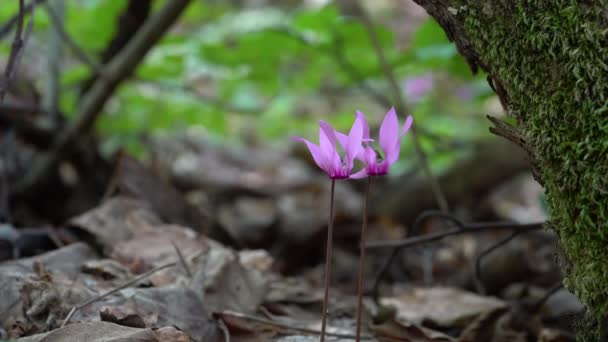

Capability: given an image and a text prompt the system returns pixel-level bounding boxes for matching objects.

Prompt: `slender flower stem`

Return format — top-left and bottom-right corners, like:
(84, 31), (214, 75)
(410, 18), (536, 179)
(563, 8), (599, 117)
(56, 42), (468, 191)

(320, 179), (336, 342)
(355, 177), (371, 341)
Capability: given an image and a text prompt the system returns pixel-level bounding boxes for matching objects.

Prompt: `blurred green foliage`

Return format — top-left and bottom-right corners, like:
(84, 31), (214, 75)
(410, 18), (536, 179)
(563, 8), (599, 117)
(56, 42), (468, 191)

(0, 1), (495, 170)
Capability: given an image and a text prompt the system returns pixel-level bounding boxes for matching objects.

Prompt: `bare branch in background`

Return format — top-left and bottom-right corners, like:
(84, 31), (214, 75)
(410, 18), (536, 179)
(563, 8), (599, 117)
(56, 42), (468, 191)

(0, 0), (36, 223)
(43, 0), (64, 122)
(15, 0), (194, 194)
(44, 1), (101, 73)
(79, 0), (152, 96)
(0, 0), (26, 102)
(356, 3), (450, 214)
(0, 0), (46, 40)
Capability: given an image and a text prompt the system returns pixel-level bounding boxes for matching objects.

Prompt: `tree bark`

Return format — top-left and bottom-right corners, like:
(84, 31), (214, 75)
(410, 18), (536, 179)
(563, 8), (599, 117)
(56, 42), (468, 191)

(411, 0), (608, 337)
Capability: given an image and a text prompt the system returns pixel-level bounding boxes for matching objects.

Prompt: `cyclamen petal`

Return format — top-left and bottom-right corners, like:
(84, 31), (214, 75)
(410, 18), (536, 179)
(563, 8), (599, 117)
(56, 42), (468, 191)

(345, 116), (364, 164)
(350, 168), (368, 179)
(319, 121), (347, 174)
(335, 131), (349, 151)
(318, 122), (335, 161)
(401, 115), (413, 137)
(355, 111), (371, 141)
(294, 117), (365, 180)
(379, 107), (399, 159)
(354, 107), (413, 177)
(292, 137), (329, 173)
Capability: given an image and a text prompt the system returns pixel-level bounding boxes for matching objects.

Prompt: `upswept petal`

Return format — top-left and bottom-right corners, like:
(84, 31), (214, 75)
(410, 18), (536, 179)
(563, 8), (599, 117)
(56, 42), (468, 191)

(335, 131), (349, 151)
(401, 115), (413, 137)
(355, 111), (371, 141)
(385, 141), (401, 166)
(345, 116), (364, 165)
(379, 107), (399, 161)
(318, 122), (336, 162)
(319, 121), (343, 175)
(292, 136), (328, 173)
(364, 146), (377, 170)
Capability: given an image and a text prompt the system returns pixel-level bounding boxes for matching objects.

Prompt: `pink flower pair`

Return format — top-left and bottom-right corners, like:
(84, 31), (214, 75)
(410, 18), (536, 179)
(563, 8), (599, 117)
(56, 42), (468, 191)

(294, 107), (413, 179)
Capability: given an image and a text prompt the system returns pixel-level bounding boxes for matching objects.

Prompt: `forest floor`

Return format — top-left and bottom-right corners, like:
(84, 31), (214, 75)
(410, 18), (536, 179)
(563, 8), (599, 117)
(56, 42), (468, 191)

(0, 133), (581, 342)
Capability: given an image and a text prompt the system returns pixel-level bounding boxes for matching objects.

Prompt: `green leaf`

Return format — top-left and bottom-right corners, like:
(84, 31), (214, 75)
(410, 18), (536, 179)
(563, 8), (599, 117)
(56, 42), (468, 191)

(65, 0), (127, 51)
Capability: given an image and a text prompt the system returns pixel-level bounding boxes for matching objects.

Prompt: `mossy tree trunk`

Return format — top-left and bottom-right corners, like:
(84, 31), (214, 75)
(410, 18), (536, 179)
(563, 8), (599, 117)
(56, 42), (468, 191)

(411, 0), (608, 338)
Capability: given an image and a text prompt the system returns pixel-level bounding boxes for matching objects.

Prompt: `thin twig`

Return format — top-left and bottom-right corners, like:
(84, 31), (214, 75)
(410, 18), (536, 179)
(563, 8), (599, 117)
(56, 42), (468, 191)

(473, 230), (525, 294)
(60, 261), (176, 327)
(366, 219), (543, 249)
(217, 318), (231, 342)
(43, 2), (101, 72)
(10, 0), (37, 93)
(217, 311), (374, 340)
(172, 241), (192, 278)
(43, 0), (63, 121)
(44, 226), (64, 248)
(355, 177), (371, 342)
(368, 210), (544, 301)
(358, 7), (449, 214)
(320, 179), (336, 342)
(0, 0), (46, 39)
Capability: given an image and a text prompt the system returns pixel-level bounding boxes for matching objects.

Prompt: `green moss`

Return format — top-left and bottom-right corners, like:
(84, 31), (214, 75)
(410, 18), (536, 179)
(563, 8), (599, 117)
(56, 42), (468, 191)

(575, 310), (602, 342)
(454, 0), (608, 316)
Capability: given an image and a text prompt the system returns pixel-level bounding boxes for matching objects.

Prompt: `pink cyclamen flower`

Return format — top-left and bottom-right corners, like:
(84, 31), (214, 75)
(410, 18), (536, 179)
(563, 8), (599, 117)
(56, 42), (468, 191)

(352, 107), (413, 178)
(404, 75), (433, 102)
(293, 115), (365, 179)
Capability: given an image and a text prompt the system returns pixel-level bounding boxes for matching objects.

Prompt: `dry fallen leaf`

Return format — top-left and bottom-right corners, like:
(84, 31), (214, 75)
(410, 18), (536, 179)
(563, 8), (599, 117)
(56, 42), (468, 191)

(457, 307), (526, 342)
(15, 321), (188, 342)
(371, 318), (455, 342)
(0, 243), (99, 333)
(190, 239), (269, 313)
(381, 286), (507, 328)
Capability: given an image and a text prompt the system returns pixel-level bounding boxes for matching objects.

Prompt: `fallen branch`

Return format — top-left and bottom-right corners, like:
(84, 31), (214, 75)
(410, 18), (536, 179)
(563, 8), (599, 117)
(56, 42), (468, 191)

(368, 210), (543, 300)
(473, 230), (526, 294)
(366, 212), (543, 250)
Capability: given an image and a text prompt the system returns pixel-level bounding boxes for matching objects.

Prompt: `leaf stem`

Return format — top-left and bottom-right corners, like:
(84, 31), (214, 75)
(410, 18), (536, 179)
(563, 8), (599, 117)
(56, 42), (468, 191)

(320, 178), (336, 342)
(355, 176), (371, 342)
